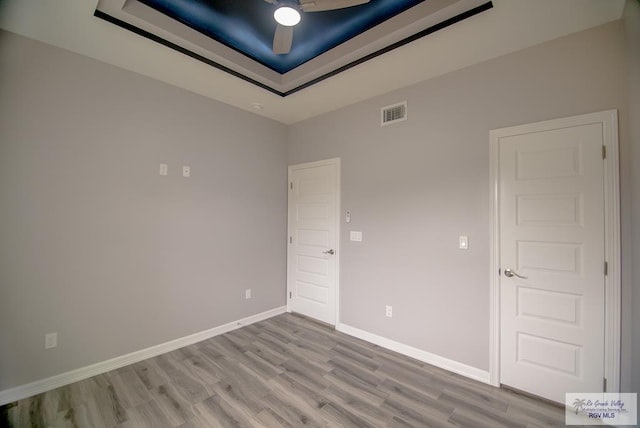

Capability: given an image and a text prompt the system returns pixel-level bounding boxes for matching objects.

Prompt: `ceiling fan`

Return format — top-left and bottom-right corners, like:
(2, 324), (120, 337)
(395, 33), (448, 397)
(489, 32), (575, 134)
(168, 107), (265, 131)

(263, 0), (370, 54)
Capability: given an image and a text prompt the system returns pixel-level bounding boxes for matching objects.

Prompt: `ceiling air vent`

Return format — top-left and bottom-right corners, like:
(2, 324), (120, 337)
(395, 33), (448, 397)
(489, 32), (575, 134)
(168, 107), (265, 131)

(381, 101), (407, 126)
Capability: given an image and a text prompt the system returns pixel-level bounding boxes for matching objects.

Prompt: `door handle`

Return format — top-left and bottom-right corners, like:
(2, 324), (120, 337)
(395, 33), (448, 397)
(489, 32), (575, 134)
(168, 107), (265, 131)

(323, 249), (335, 255)
(504, 268), (527, 279)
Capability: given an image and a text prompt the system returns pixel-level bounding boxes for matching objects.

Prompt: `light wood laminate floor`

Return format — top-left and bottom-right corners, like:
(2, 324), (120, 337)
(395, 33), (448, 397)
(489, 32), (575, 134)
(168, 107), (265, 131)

(1, 313), (572, 427)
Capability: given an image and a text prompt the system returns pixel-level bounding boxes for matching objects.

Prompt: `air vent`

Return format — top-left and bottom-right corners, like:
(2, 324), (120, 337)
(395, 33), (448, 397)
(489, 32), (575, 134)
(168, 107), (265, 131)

(381, 101), (407, 126)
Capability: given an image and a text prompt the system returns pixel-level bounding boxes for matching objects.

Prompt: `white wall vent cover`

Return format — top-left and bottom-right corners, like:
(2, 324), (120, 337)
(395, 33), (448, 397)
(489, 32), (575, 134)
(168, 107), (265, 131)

(381, 101), (407, 126)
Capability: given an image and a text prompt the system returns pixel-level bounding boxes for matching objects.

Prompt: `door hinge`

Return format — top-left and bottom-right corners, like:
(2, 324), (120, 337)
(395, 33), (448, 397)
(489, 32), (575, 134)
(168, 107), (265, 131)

(603, 377), (607, 391)
(602, 145), (606, 159)
(289, 236), (293, 244)
(604, 261), (608, 276)
(289, 291), (292, 299)
(290, 182), (293, 190)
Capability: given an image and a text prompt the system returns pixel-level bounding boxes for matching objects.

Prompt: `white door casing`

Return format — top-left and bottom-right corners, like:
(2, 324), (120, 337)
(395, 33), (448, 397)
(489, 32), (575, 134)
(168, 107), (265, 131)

(489, 110), (620, 402)
(287, 158), (340, 325)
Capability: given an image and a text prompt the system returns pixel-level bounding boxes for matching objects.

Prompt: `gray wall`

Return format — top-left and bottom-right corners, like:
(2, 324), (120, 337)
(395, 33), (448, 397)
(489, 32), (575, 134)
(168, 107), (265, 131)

(623, 0), (640, 395)
(1, 13), (637, 397)
(0, 30), (287, 391)
(288, 21), (630, 375)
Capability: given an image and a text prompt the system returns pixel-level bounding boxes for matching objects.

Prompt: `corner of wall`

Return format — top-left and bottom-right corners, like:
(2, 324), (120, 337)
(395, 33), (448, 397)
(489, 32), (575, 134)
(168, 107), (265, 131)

(623, 0), (640, 395)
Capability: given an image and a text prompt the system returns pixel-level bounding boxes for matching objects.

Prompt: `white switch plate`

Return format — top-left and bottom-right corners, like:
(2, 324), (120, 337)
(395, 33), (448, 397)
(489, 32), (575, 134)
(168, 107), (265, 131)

(350, 231), (362, 242)
(45, 332), (57, 349)
(159, 163), (168, 176)
(459, 235), (469, 250)
(245, 289), (251, 299)
(182, 165), (190, 178)
(385, 305), (393, 318)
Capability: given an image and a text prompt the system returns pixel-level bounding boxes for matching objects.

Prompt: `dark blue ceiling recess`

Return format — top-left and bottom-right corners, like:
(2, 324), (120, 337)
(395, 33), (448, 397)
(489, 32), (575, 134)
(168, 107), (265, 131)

(139, 0), (424, 74)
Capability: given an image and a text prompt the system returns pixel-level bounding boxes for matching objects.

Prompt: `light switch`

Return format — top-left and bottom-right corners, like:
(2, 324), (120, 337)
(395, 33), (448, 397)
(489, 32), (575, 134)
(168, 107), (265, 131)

(182, 165), (190, 178)
(350, 231), (362, 242)
(459, 235), (469, 250)
(159, 163), (168, 176)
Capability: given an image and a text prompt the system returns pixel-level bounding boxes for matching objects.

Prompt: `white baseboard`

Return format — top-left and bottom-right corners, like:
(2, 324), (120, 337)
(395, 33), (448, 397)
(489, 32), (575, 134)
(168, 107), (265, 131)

(0, 306), (286, 406)
(336, 322), (490, 384)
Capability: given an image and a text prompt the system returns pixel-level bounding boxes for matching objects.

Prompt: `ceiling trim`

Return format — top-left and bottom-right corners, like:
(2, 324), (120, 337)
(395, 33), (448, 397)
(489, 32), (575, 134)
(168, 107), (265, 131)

(282, 1), (492, 96)
(94, 1), (493, 97)
(93, 9), (281, 96)
(1, 0), (624, 124)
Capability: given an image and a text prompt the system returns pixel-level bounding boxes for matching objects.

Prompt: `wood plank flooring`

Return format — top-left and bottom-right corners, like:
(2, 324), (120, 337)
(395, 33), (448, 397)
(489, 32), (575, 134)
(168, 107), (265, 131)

(1, 313), (572, 427)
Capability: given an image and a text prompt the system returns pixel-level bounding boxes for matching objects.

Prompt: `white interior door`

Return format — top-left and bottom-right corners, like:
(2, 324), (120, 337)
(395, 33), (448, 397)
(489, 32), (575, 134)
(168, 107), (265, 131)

(287, 159), (339, 325)
(497, 115), (607, 404)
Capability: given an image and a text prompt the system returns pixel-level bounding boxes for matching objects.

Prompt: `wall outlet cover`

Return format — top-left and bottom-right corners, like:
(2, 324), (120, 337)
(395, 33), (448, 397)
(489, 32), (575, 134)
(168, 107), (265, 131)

(45, 332), (57, 349)
(350, 231), (362, 242)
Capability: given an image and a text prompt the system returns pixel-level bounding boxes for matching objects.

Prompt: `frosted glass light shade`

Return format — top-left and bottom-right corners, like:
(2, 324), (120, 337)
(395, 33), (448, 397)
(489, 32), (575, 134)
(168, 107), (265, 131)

(274, 6), (301, 26)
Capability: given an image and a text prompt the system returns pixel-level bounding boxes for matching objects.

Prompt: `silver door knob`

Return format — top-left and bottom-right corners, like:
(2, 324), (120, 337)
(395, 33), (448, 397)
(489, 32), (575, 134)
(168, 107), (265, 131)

(504, 268), (527, 279)
(323, 249), (335, 255)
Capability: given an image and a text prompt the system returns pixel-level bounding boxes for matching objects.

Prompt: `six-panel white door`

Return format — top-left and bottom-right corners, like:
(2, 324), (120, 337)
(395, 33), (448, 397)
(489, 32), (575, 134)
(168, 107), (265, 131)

(287, 159), (339, 325)
(498, 117), (605, 403)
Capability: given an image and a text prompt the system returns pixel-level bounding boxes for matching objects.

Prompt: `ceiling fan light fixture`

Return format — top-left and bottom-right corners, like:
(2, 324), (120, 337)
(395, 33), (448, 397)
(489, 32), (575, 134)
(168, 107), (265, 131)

(274, 6), (301, 26)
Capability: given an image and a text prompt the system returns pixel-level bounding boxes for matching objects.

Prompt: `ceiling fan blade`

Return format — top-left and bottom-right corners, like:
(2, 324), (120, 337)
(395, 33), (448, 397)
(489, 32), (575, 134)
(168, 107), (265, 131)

(300, 0), (369, 12)
(273, 24), (293, 54)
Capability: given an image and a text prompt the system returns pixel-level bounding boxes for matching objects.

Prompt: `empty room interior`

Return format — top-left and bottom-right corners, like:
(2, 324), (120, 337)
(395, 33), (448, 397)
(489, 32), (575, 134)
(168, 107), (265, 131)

(1, 0), (639, 426)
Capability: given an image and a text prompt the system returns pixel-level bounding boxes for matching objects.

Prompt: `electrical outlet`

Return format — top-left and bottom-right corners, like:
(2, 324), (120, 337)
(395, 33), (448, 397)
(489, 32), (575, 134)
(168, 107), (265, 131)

(159, 163), (168, 176)
(245, 289), (251, 299)
(385, 305), (393, 318)
(45, 332), (57, 349)
(182, 165), (190, 178)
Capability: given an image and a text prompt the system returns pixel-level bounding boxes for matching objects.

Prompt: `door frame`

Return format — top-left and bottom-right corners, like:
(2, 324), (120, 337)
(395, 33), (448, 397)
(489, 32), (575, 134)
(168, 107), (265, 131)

(286, 157), (341, 326)
(488, 110), (621, 393)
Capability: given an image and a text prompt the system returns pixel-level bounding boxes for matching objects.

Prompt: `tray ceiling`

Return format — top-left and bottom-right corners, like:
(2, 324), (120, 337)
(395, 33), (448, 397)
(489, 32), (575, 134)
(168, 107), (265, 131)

(95, 0), (491, 95)
(0, 0), (625, 123)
